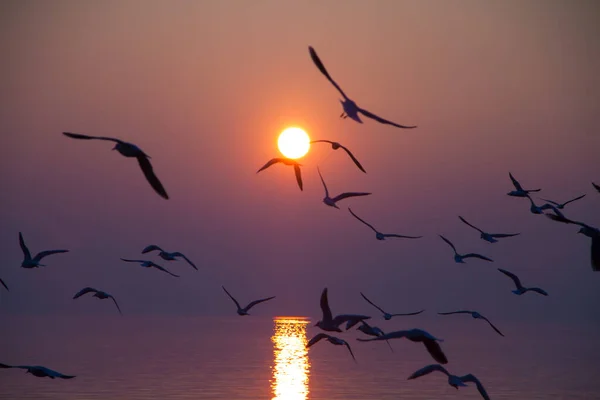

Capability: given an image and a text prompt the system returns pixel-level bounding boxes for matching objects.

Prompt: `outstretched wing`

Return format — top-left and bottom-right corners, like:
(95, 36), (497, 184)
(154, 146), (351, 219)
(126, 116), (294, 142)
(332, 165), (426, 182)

(136, 155), (169, 199)
(222, 286), (241, 309)
(423, 340), (448, 364)
(529, 287), (549, 296)
(344, 342), (357, 362)
(348, 208), (378, 233)
(141, 245), (163, 254)
(490, 233), (520, 238)
(562, 194), (587, 207)
(0, 278), (8, 291)
(437, 310), (472, 315)
(72, 287), (98, 299)
(439, 235), (458, 253)
(497, 268), (522, 288)
(339, 144), (366, 173)
(357, 107), (417, 129)
(256, 158), (283, 173)
(391, 309), (425, 316)
(331, 192), (371, 203)
(172, 252), (198, 270)
(509, 172), (523, 191)
(110, 296), (123, 315)
(151, 263), (179, 277)
(120, 258), (146, 263)
(293, 164), (303, 191)
(62, 132), (121, 143)
(458, 216), (484, 234)
(307, 333), (331, 347)
(481, 316), (504, 336)
(18, 232), (31, 260)
(462, 253), (493, 262)
(459, 374), (491, 400)
(308, 46), (349, 100)
(360, 292), (386, 315)
(245, 296), (276, 311)
(310, 140), (333, 145)
(593, 182), (600, 193)
(317, 166), (328, 197)
(539, 198), (560, 207)
(320, 288), (333, 322)
(34, 249), (69, 262)
(407, 364), (450, 380)
(545, 213), (590, 229)
(383, 233), (422, 239)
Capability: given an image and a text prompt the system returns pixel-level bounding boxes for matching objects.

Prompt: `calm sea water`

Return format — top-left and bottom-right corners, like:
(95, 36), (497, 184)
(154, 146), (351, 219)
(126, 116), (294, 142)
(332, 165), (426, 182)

(0, 315), (599, 399)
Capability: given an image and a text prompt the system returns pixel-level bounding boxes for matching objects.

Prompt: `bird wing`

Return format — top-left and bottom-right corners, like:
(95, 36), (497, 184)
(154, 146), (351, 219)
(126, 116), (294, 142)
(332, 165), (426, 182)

(360, 292), (386, 315)
(348, 208), (378, 233)
(151, 263), (179, 277)
(34, 249), (69, 262)
(509, 172), (523, 191)
(593, 182), (600, 193)
(539, 198), (560, 206)
(437, 310), (472, 315)
(338, 144), (366, 173)
(317, 166), (329, 197)
(293, 164), (303, 191)
(407, 364), (450, 380)
(136, 155), (169, 199)
(357, 107), (417, 129)
(481, 316), (504, 336)
(357, 330), (408, 341)
(529, 287), (549, 296)
(40, 366), (76, 379)
(382, 233), (422, 239)
(462, 253), (493, 262)
(490, 233), (520, 238)
(110, 296), (123, 315)
(592, 235), (600, 272)
(320, 288), (333, 322)
(562, 194), (587, 206)
(331, 192), (371, 203)
(0, 278), (8, 291)
(0, 363), (21, 369)
(459, 374), (491, 400)
(391, 309), (425, 316)
(62, 131), (121, 143)
(545, 214), (591, 229)
(72, 287), (98, 299)
(344, 342), (357, 362)
(307, 333), (331, 347)
(423, 339), (448, 364)
(245, 296), (276, 311)
(18, 232), (31, 260)
(172, 252), (198, 270)
(222, 286), (241, 310)
(309, 140), (333, 145)
(120, 258), (146, 263)
(256, 158), (284, 173)
(341, 315), (371, 330)
(141, 244), (162, 254)
(497, 268), (522, 288)
(458, 216), (484, 234)
(308, 46), (349, 100)
(439, 235), (458, 253)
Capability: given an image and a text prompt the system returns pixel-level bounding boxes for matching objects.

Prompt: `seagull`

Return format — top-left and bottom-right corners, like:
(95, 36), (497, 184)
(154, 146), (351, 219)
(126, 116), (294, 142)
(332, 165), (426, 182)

(62, 132), (168, 199)
(437, 310), (503, 336)
(357, 328), (448, 364)
(357, 320), (394, 352)
(307, 333), (356, 362)
(348, 208), (422, 240)
(439, 235), (493, 263)
(0, 363), (75, 379)
(360, 292), (424, 320)
(19, 232), (69, 269)
(256, 157), (303, 191)
(0, 278), (8, 291)
(318, 167), (370, 209)
(222, 286), (275, 316)
(120, 258), (179, 277)
(545, 214), (600, 271)
(308, 46), (416, 129)
(525, 195), (556, 215)
(458, 216), (520, 243)
(407, 364), (490, 400)
(73, 287), (122, 315)
(507, 172), (541, 197)
(539, 194), (586, 210)
(497, 268), (548, 296)
(593, 182), (600, 193)
(310, 140), (366, 173)
(315, 287), (371, 332)
(141, 245), (197, 270)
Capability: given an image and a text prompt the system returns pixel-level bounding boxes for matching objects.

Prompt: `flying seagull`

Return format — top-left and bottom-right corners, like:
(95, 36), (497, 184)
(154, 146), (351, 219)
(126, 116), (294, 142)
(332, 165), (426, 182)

(318, 167), (370, 209)
(437, 310), (503, 336)
(0, 278), (8, 291)
(357, 320), (394, 352)
(315, 287), (371, 332)
(348, 208), (422, 241)
(256, 157), (303, 191)
(73, 287), (122, 315)
(0, 363), (75, 379)
(439, 235), (493, 263)
(19, 232), (69, 269)
(539, 194), (586, 210)
(593, 182), (600, 193)
(545, 214), (600, 271)
(310, 140), (366, 173)
(222, 286), (275, 316)
(62, 132), (168, 199)
(525, 195), (556, 215)
(507, 172), (541, 197)
(308, 46), (416, 129)
(407, 364), (490, 400)
(307, 333), (356, 362)
(458, 216), (520, 243)
(141, 245), (197, 270)
(360, 292), (424, 320)
(120, 258), (179, 277)
(497, 268), (548, 296)
(357, 328), (448, 364)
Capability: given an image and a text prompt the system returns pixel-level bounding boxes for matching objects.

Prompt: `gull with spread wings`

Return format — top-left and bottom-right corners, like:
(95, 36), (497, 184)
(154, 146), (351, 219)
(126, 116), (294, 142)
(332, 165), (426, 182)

(407, 364), (490, 400)
(348, 208), (422, 241)
(19, 232), (69, 269)
(357, 328), (448, 364)
(0, 363), (75, 379)
(458, 216), (520, 243)
(315, 287), (371, 332)
(437, 310), (503, 336)
(360, 292), (424, 320)
(142, 245), (197, 270)
(310, 140), (366, 173)
(256, 157), (303, 191)
(507, 172), (541, 197)
(72, 287), (122, 315)
(439, 235), (493, 264)
(539, 194), (586, 210)
(222, 286), (275, 316)
(318, 167), (370, 209)
(307, 333), (356, 362)
(497, 268), (548, 296)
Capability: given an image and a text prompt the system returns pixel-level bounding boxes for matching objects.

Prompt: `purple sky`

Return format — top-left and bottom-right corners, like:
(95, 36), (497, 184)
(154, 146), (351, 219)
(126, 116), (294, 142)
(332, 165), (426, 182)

(0, 0), (598, 323)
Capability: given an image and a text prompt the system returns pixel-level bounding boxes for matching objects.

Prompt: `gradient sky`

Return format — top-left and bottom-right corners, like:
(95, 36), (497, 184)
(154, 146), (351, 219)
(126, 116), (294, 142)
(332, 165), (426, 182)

(0, 0), (598, 324)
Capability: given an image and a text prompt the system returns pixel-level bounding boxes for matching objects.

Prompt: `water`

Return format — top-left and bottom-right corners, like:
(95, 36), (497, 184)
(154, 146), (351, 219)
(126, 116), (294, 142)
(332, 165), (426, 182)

(1, 315), (599, 399)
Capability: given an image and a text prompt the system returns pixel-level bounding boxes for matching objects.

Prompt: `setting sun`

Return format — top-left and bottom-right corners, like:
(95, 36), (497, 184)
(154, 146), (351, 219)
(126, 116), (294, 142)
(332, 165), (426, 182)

(277, 127), (310, 159)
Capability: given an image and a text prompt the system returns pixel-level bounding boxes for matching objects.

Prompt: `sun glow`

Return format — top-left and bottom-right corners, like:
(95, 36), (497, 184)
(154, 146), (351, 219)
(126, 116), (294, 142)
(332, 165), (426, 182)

(270, 317), (310, 400)
(277, 128), (310, 159)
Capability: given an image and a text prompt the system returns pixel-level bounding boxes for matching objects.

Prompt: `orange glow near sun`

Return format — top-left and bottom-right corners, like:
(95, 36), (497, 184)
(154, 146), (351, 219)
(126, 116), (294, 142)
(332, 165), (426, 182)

(277, 127), (310, 159)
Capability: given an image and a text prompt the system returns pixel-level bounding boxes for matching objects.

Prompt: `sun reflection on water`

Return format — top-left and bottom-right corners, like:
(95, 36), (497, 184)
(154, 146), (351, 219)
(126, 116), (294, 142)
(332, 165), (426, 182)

(271, 317), (310, 400)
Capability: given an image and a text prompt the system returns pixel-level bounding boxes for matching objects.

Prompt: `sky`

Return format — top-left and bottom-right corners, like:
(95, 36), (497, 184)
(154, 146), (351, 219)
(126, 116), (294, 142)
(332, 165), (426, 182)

(0, 0), (598, 324)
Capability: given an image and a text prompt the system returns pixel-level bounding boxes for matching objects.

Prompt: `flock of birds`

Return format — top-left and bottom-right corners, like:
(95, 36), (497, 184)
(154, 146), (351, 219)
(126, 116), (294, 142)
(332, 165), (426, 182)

(1, 46), (599, 399)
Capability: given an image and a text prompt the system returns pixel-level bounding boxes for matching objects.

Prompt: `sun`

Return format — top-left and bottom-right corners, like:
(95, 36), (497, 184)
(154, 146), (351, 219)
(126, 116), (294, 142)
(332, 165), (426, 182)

(277, 127), (310, 159)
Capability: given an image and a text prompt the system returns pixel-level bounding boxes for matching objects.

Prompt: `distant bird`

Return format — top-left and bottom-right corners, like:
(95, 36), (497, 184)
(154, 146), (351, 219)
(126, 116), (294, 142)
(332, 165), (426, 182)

(307, 333), (356, 362)
(62, 132), (168, 199)
(525, 195), (555, 215)
(439, 235), (493, 263)
(256, 157), (303, 191)
(360, 292), (424, 320)
(437, 310), (503, 336)
(120, 258), (179, 277)
(222, 286), (275, 316)
(593, 182), (600, 193)
(315, 287), (371, 332)
(308, 46), (416, 129)
(497, 268), (548, 296)
(0, 363), (75, 379)
(19, 232), (69, 269)
(310, 140), (366, 173)
(539, 194), (586, 210)
(318, 167), (370, 209)
(507, 172), (541, 197)
(546, 214), (600, 271)
(458, 216), (520, 243)
(141, 245), (197, 270)
(357, 320), (394, 352)
(72, 287), (122, 315)
(0, 278), (8, 291)
(348, 208), (422, 241)
(357, 328), (448, 364)
(407, 364), (490, 400)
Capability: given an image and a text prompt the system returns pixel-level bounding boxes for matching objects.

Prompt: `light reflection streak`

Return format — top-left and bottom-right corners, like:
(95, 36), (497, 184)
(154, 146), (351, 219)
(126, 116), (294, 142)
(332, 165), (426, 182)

(270, 317), (310, 400)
